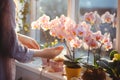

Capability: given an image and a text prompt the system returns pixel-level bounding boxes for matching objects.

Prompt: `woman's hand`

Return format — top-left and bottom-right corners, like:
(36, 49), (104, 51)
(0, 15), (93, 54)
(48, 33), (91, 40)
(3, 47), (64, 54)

(17, 33), (40, 49)
(33, 46), (64, 59)
(43, 46), (64, 59)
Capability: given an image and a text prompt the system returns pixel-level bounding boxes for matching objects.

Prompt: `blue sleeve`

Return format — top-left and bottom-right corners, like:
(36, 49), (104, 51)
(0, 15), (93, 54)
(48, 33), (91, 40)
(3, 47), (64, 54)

(12, 35), (34, 63)
(1, 28), (34, 63)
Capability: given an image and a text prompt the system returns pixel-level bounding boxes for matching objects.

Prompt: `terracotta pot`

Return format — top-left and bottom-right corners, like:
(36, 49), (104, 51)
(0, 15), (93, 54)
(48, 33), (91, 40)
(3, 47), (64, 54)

(65, 66), (81, 80)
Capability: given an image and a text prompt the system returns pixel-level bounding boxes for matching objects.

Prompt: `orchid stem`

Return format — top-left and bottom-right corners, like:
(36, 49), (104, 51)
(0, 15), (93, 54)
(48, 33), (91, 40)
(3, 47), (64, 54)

(72, 48), (75, 60)
(87, 48), (90, 64)
(98, 43), (103, 59)
(64, 40), (73, 59)
(41, 29), (49, 47)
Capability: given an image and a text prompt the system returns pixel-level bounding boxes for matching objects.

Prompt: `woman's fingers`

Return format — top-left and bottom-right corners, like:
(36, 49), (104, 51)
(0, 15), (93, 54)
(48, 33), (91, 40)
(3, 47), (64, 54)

(18, 33), (40, 49)
(49, 46), (64, 59)
(31, 40), (40, 49)
(55, 46), (64, 50)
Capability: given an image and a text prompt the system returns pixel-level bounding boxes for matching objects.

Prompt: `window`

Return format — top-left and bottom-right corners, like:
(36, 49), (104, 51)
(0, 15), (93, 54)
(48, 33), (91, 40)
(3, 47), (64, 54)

(68, 0), (118, 61)
(36, 0), (67, 19)
(17, 0), (119, 55)
(35, 0), (68, 44)
(79, 0), (117, 45)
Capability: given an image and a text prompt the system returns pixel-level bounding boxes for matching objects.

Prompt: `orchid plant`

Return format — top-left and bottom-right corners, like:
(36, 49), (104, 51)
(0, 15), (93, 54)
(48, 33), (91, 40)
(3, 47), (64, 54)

(83, 11), (115, 66)
(31, 15), (58, 66)
(31, 11), (115, 68)
(31, 14), (58, 48)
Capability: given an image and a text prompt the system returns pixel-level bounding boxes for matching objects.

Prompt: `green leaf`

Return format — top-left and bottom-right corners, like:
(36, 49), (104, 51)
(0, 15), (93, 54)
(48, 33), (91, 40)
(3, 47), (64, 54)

(74, 58), (82, 62)
(97, 59), (116, 78)
(109, 50), (118, 60)
(64, 55), (73, 61)
(64, 60), (81, 68)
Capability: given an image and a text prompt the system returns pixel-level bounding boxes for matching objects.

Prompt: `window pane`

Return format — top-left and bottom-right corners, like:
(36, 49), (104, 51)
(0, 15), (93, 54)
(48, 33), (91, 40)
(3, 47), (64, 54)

(36, 0), (67, 19)
(36, 0), (67, 44)
(79, 0), (117, 43)
(79, 0), (117, 15)
(74, 0), (118, 61)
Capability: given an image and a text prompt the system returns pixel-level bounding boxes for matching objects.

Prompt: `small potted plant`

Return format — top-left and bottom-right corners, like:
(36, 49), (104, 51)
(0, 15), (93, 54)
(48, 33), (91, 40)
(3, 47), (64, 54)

(63, 40), (82, 80)
(79, 11), (114, 80)
(81, 32), (112, 80)
(81, 48), (107, 80)
(81, 31), (112, 80)
(47, 15), (85, 79)
(82, 64), (106, 80)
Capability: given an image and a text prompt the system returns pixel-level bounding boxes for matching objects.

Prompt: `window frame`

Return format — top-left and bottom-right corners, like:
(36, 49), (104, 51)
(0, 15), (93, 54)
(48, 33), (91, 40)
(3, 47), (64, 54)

(116, 0), (120, 52)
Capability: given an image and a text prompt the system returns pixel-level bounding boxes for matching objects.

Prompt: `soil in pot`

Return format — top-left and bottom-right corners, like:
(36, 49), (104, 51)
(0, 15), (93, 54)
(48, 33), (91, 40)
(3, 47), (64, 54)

(82, 68), (106, 80)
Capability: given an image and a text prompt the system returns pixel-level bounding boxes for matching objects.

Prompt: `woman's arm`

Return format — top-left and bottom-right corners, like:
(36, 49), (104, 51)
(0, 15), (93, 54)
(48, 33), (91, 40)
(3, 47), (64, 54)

(0, 0), (64, 63)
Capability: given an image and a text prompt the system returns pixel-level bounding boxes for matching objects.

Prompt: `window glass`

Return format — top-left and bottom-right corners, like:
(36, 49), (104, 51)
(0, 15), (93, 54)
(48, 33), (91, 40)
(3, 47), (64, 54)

(36, 0), (68, 45)
(79, 0), (117, 15)
(78, 0), (117, 59)
(79, 0), (117, 41)
(16, 0), (31, 35)
(36, 0), (67, 19)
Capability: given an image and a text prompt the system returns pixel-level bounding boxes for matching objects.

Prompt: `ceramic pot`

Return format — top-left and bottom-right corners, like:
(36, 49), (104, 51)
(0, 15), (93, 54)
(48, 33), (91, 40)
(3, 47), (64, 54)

(42, 58), (50, 66)
(49, 60), (63, 72)
(65, 66), (81, 80)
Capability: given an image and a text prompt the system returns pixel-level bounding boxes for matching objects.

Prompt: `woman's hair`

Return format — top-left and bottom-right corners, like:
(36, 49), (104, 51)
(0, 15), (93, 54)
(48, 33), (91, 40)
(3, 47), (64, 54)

(0, 0), (16, 57)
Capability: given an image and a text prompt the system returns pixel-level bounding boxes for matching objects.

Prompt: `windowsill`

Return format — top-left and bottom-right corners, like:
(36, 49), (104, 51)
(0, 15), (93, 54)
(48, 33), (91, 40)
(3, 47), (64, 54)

(15, 58), (66, 80)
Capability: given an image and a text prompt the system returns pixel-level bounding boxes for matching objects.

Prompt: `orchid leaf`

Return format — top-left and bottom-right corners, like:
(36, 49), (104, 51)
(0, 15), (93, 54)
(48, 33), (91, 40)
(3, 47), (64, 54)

(74, 58), (83, 62)
(64, 55), (73, 61)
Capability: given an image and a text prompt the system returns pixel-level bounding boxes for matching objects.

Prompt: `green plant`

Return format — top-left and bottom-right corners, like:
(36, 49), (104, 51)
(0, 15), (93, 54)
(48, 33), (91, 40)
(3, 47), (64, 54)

(97, 50), (120, 80)
(16, 0), (29, 33)
(63, 40), (82, 68)
(63, 55), (82, 68)
(109, 50), (118, 60)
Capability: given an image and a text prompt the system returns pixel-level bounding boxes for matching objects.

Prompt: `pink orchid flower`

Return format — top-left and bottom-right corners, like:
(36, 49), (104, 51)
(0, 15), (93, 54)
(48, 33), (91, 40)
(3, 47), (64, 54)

(103, 42), (113, 51)
(31, 21), (40, 29)
(50, 24), (66, 39)
(101, 11), (115, 23)
(84, 12), (96, 25)
(38, 14), (50, 31)
(84, 34), (98, 49)
(65, 23), (77, 37)
(101, 33), (110, 44)
(88, 39), (98, 49)
(93, 31), (103, 41)
(65, 30), (77, 41)
(59, 15), (67, 25)
(76, 22), (91, 37)
(70, 37), (82, 48)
